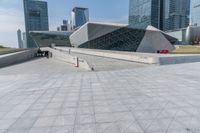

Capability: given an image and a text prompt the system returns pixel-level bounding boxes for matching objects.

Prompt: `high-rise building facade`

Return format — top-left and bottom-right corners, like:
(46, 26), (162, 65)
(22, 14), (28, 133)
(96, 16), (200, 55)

(129, 0), (190, 31)
(17, 29), (23, 49)
(129, 0), (162, 29)
(57, 20), (69, 31)
(163, 0), (190, 31)
(190, 0), (200, 26)
(22, 32), (27, 48)
(23, 0), (49, 48)
(72, 7), (89, 29)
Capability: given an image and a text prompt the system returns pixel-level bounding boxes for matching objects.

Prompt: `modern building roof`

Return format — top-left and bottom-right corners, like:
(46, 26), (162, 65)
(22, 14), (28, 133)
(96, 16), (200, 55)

(30, 31), (73, 36)
(70, 22), (177, 53)
(72, 7), (89, 11)
(30, 31), (72, 48)
(70, 22), (127, 47)
(30, 22), (177, 53)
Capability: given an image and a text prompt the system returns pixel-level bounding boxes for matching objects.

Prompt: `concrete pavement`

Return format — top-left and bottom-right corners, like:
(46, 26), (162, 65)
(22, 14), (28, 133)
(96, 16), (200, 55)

(0, 58), (200, 133)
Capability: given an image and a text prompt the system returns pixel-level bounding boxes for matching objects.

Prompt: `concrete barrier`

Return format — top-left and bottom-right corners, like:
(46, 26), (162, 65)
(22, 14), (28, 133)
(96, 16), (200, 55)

(159, 55), (200, 65)
(55, 47), (200, 65)
(41, 47), (91, 71)
(55, 47), (159, 64)
(0, 49), (38, 68)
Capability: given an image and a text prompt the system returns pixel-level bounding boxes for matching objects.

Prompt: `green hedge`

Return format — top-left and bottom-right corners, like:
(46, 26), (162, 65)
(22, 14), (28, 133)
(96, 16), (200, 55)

(0, 45), (5, 48)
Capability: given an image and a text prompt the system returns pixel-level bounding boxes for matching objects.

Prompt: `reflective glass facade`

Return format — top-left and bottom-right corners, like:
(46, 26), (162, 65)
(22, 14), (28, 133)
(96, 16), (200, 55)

(191, 0), (200, 26)
(23, 0), (49, 48)
(163, 0), (190, 31)
(129, 0), (161, 29)
(30, 32), (71, 47)
(72, 7), (89, 29)
(78, 27), (177, 52)
(129, 0), (190, 31)
(79, 27), (146, 52)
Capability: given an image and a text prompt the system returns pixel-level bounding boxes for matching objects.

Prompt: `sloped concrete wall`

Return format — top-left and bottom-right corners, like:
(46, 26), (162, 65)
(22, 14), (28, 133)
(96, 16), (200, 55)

(0, 49), (38, 68)
(70, 22), (125, 48)
(70, 24), (89, 47)
(55, 47), (200, 65)
(137, 30), (175, 53)
(42, 47), (91, 71)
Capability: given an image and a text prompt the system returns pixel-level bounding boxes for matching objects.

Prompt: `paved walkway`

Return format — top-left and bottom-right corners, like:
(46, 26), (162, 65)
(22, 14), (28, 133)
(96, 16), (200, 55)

(0, 58), (85, 75)
(0, 58), (200, 133)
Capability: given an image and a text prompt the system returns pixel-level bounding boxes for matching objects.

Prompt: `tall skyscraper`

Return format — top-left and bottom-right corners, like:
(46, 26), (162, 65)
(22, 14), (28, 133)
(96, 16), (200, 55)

(129, 0), (190, 31)
(61, 20), (68, 31)
(22, 32), (27, 48)
(72, 7), (89, 29)
(63, 20), (68, 25)
(17, 29), (23, 49)
(129, 0), (162, 29)
(23, 0), (49, 48)
(190, 0), (200, 26)
(163, 0), (190, 31)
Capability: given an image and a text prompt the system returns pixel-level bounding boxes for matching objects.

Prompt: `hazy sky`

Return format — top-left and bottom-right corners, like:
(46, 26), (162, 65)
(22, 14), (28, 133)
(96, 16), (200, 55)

(0, 0), (129, 48)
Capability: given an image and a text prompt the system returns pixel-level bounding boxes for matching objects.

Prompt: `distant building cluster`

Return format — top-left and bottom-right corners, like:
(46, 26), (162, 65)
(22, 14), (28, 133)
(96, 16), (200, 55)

(57, 7), (89, 32)
(128, 0), (200, 45)
(17, 0), (200, 48)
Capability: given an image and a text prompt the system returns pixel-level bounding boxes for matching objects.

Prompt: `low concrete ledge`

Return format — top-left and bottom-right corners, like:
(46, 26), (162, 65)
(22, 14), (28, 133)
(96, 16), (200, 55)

(158, 55), (200, 65)
(0, 49), (38, 68)
(55, 47), (159, 64)
(55, 47), (200, 65)
(42, 47), (91, 71)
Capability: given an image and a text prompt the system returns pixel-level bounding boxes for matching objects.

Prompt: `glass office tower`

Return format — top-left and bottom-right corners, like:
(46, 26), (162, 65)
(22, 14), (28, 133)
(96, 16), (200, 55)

(129, 0), (162, 29)
(163, 0), (190, 31)
(129, 0), (190, 31)
(23, 0), (49, 48)
(190, 0), (200, 26)
(72, 7), (89, 29)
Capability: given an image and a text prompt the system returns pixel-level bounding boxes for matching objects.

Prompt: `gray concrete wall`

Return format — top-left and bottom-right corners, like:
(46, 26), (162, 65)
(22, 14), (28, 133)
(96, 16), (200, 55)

(69, 24), (89, 47)
(55, 47), (159, 64)
(137, 30), (175, 53)
(42, 47), (91, 71)
(158, 55), (200, 65)
(55, 47), (200, 65)
(70, 22), (126, 47)
(0, 49), (38, 68)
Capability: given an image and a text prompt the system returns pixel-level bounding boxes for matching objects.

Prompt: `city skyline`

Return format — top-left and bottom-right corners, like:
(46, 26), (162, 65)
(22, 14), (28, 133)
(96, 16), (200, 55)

(0, 0), (129, 48)
(1, 0), (199, 48)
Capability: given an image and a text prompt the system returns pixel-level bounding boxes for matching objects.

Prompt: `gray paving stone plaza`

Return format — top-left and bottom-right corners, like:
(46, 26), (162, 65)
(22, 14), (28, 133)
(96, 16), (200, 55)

(0, 57), (200, 133)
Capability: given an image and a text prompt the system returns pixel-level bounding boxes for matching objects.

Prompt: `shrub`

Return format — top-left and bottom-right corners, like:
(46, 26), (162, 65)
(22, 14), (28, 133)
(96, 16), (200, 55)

(0, 45), (5, 48)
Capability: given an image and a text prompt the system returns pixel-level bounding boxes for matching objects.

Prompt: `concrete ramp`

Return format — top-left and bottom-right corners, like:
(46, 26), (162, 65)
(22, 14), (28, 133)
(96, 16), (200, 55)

(41, 47), (92, 71)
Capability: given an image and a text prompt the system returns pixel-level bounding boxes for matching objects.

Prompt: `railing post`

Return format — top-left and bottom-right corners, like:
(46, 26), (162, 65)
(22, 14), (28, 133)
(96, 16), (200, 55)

(75, 56), (79, 67)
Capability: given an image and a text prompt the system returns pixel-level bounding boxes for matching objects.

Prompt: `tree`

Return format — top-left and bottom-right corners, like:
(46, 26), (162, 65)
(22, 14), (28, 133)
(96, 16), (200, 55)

(0, 45), (4, 48)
